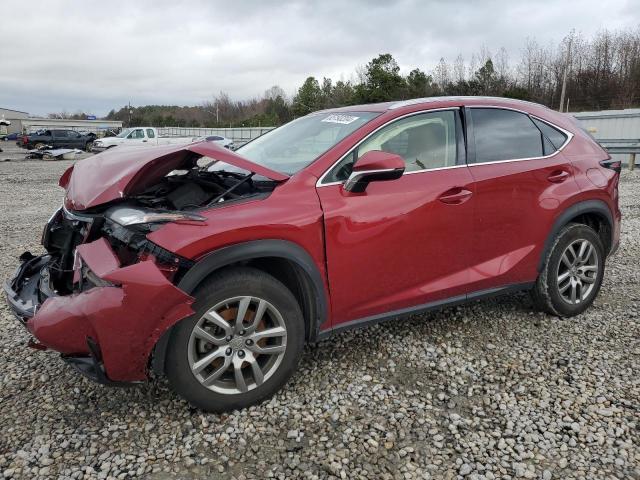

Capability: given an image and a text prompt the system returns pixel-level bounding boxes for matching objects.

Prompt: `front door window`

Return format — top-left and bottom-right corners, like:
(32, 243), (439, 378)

(325, 110), (459, 183)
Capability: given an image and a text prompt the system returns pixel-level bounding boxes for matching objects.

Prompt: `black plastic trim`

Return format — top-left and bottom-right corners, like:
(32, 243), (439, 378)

(62, 337), (138, 387)
(317, 282), (534, 340)
(455, 108), (467, 165)
(177, 240), (327, 317)
(3, 254), (52, 320)
(345, 167), (404, 193)
(462, 106), (476, 164)
(538, 199), (614, 271)
(179, 240), (327, 331)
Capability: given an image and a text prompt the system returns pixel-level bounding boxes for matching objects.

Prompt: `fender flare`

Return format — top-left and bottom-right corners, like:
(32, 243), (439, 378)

(151, 239), (328, 375)
(538, 199), (613, 272)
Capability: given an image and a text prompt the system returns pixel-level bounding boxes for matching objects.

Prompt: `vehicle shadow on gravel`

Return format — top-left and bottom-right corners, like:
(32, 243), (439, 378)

(10, 288), (588, 412)
(8, 290), (539, 417)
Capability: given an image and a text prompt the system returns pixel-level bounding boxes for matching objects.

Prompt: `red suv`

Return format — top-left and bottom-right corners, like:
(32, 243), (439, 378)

(5, 97), (621, 411)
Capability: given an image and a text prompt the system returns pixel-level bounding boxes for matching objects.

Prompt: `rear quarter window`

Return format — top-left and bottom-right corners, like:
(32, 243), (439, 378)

(532, 118), (568, 153)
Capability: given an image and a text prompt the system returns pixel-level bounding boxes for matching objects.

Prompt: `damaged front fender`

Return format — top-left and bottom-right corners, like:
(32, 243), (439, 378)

(27, 238), (195, 382)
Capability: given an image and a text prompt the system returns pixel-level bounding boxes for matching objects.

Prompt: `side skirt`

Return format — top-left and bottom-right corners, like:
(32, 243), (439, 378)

(316, 282), (534, 341)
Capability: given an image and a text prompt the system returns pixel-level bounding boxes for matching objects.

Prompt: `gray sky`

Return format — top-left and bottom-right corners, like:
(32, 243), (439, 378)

(0, 0), (636, 116)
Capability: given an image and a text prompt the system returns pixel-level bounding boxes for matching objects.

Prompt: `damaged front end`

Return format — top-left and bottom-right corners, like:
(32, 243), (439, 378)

(5, 216), (196, 384)
(4, 142), (286, 384)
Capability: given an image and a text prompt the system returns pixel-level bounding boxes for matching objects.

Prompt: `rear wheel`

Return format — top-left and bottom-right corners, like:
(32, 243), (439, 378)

(532, 223), (605, 317)
(165, 267), (304, 412)
(85, 141), (94, 152)
(34, 142), (46, 150)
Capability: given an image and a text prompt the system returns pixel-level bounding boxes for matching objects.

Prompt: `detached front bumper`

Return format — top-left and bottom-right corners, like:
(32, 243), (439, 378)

(4, 238), (195, 384)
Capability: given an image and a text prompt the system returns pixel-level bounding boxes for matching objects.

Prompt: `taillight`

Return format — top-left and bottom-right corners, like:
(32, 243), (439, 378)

(22, 136), (28, 144)
(600, 159), (622, 173)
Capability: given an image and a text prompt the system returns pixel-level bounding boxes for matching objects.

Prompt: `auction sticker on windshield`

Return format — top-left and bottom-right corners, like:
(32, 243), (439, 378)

(321, 114), (360, 124)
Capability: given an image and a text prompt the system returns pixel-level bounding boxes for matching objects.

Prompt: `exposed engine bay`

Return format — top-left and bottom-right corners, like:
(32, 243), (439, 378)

(133, 158), (274, 211)
(41, 155), (278, 297)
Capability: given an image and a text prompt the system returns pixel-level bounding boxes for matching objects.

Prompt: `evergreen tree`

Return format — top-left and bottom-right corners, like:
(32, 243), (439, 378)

(355, 54), (407, 103)
(292, 77), (323, 116)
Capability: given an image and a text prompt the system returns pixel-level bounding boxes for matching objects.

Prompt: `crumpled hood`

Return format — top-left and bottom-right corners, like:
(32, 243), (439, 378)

(63, 141), (288, 211)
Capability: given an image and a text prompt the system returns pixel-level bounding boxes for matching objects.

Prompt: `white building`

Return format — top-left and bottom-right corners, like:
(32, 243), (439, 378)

(0, 107), (29, 134)
(0, 107), (122, 136)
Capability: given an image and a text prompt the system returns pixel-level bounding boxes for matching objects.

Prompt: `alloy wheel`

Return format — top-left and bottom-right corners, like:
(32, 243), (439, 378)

(187, 296), (287, 394)
(556, 238), (599, 305)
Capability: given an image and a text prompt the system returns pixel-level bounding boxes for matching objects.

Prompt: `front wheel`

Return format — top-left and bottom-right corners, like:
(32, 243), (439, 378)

(532, 223), (605, 317)
(165, 267), (304, 412)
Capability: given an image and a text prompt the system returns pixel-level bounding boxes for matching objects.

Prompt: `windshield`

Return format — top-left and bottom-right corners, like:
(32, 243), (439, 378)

(235, 112), (379, 174)
(116, 128), (132, 138)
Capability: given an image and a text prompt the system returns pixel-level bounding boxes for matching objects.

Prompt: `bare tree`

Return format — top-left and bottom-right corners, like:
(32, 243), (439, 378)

(433, 57), (451, 90)
(453, 54), (466, 83)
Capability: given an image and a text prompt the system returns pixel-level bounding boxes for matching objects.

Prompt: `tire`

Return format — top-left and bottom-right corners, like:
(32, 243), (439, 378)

(85, 141), (94, 152)
(34, 142), (46, 150)
(532, 223), (605, 317)
(165, 267), (305, 412)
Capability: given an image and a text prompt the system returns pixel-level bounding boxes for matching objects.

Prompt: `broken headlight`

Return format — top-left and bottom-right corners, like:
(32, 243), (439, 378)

(106, 207), (205, 227)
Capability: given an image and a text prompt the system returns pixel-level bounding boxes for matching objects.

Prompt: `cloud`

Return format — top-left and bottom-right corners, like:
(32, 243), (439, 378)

(0, 0), (636, 116)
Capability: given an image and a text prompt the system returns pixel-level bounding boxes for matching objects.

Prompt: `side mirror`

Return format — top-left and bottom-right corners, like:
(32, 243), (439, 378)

(344, 150), (405, 193)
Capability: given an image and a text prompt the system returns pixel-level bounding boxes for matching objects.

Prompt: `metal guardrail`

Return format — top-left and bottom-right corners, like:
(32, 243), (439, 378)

(599, 139), (639, 171)
(156, 127), (275, 147)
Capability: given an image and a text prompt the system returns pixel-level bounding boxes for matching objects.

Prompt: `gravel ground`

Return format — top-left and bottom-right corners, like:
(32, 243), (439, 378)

(0, 151), (638, 480)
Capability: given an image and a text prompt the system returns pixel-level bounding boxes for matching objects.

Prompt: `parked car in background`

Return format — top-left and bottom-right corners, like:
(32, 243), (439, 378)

(2, 132), (20, 141)
(5, 97), (620, 412)
(199, 135), (235, 150)
(18, 129), (97, 151)
(92, 127), (200, 151)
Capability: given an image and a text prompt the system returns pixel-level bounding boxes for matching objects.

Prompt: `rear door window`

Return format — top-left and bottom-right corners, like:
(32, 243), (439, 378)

(53, 130), (67, 138)
(470, 108), (543, 163)
(146, 128), (155, 138)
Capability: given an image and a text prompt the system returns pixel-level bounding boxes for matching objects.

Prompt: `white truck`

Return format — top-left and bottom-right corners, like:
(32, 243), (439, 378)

(92, 127), (198, 151)
(91, 127), (234, 152)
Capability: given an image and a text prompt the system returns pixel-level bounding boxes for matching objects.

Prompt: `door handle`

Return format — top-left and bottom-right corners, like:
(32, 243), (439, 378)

(438, 187), (473, 205)
(547, 170), (569, 183)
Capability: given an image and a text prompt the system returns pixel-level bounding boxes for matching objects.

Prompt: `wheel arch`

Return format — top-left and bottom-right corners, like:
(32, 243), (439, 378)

(538, 199), (613, 272)
(151, 240), (328, 376)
